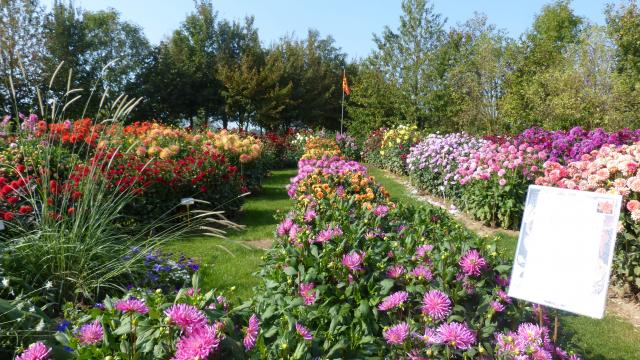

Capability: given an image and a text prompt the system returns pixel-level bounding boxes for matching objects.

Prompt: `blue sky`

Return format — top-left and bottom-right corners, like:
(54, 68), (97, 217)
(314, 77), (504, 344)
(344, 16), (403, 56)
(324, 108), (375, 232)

(45, 1), (613, 60)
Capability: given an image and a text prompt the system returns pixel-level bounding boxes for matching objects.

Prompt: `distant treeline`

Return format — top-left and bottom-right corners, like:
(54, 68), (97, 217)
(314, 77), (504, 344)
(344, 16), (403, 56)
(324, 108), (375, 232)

(3, 0), (640, 135)
(0, 0), (348, 130)
(347, 0), (640, 138)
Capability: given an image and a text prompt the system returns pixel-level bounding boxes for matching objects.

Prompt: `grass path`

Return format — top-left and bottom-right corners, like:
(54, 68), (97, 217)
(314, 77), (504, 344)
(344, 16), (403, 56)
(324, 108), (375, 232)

(165, 168), (295, 300)
(369, 166), (640, 360)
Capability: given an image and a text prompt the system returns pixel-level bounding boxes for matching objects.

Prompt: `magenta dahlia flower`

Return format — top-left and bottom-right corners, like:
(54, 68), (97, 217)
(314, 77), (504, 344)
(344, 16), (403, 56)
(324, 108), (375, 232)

(491, 300), (505, 312)
(383, 322), (410, 345)
(164, 304), (208, 332)
(416, 326), (441, 345)
(171, 324), (223, 360)
(386, 264), (405, 279)
(15, 342), (51, 360)
(373, 204), (389, 217)
(115, 298), (149, 315)
(78, 320), (104, 345)
(295, 323), (313, 341)
(303, 209), (317, 222)
(436, 322), (476, 349)
(409, 265), (433, 281)
(421, 290), (452, 320)
(313, 225), (342, 244)
(243, 314), (259, 351)
(416, 244), (433, 258)
(342, 251), (365, 272)
(378, 291), (409, 311)
(459, 249), (487, 277)
(276, 218), (293, 236)
(299, 282), (317, 305)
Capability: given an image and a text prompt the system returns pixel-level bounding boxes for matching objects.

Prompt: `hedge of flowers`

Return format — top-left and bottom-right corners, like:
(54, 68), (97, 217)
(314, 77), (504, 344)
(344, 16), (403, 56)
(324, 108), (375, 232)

(536, 143), (640, 296)
(0, 117), (276, 226)
(407, 133), (488, 198)
(363, 125), (640, 297)
(379, 125), (421, 174)
(11, 131), (584, 359)
(300, 136), (342, 160)
(249, 152), (579, 359)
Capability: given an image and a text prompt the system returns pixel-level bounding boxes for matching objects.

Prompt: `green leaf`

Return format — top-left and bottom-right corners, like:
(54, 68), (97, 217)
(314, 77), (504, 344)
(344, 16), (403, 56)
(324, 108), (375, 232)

(379, 278), (394, 294)
(283, 266), (297, 276)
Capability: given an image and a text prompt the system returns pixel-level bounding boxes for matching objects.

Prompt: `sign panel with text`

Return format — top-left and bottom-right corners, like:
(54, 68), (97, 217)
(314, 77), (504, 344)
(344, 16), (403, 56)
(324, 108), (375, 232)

(508, 185), (622, 319)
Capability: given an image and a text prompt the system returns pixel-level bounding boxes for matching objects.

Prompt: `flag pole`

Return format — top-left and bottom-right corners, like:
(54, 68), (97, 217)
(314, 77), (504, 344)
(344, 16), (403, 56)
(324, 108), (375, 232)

(341, 67), (345, 134)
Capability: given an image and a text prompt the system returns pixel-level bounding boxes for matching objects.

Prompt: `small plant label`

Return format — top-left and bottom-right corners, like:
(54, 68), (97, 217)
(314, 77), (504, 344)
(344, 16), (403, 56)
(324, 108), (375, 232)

(180, 198), (195, 206)
(508, 185), (622, 319)
(0, 220), (4, 231)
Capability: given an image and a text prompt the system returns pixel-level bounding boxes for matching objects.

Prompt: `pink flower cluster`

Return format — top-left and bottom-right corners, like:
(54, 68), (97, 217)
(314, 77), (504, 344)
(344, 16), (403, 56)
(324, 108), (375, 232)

(495, 323), (581, 360)
(537, 143), (640, 218)
(286, 156), (367, 197)
(457, 141), (546, 186)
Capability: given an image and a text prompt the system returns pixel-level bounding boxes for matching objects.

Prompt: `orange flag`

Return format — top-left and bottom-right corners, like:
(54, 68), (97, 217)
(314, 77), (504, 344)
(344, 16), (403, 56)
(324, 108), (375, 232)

(342, 73), (351, 96)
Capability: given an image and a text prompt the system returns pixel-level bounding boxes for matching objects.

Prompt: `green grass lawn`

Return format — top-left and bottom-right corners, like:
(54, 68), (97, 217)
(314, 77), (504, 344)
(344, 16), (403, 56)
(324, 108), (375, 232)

(370, 166), (640, 359)
(165, 168), (295, 300)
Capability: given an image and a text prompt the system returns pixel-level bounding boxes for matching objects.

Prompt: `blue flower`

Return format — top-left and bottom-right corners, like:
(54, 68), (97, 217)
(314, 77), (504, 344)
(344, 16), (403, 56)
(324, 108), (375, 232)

(56, 319), (71, 332)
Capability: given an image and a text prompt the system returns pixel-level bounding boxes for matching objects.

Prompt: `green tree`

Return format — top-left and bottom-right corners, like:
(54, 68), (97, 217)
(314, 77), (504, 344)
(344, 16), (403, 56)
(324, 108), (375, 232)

(499, 0), (584, 131)
(606, 1), (640, 128)
(43, 1), (150, 118)
(446, 13), (511, 133)
(0, 0), (46, 115)
(372, 0), (447, 129)
(346, 59), (403, 139)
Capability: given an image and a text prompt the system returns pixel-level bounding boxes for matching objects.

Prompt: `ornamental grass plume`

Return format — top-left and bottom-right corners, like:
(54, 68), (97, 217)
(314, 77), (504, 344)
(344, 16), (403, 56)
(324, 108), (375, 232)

(164, 304), (207, 332)
(77, 320), (104, 345)
(436, 322), (476, 349)
(421, 290), (452, 320)
(295, 323), (313, 340)
(377, 291), (409, 311)
(115, 298), (149, 315)
(243, 314), (260, 351)
(383, 322), (410, 345)
(15, 342), (51, 360)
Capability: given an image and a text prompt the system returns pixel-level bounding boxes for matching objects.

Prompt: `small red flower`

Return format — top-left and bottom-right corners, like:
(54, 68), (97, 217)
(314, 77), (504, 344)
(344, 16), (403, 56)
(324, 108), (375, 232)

(3, 212), (14, 221)
(18, 205), (33, 214)
(7, 196), (19, 205)
(67, 207), (75, 216)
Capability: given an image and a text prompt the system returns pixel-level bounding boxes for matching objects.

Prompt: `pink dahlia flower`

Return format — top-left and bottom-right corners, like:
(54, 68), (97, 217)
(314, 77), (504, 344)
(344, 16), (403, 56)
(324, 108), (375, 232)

(295, 323), (313, 341)
(386, 264), (405, 279)
(342, 251), (365, 272)
(15, 342), (51, 360)
(164, 304), (208, 332)
(78, 320), (104, 345)
(299, 282), (317, 305)
(459, 249), (487, 277)
(383, 322), (410, 345)
(378, 291), (409, 311)
(421, 290), (452, 320)
(115, 298), (149, 315)
(171, 324), (223, 360)
(436, 322), (476, 349)
(243, 314), (259, 350)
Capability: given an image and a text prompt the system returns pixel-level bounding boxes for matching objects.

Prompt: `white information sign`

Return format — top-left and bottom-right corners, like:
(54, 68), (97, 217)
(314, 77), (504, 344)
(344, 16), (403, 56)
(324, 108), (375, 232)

(508, 185), (622, 319)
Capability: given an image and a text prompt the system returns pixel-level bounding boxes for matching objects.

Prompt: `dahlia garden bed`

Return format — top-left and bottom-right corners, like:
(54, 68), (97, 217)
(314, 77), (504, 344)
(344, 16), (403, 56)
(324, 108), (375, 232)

(367, 125), (640, 299)
(8, 133), (585, 359)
